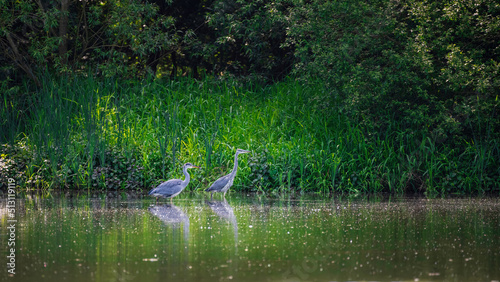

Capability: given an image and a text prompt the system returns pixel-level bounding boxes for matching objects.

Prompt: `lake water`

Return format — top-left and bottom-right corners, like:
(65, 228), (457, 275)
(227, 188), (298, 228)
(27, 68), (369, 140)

(1, 193), (499, 282)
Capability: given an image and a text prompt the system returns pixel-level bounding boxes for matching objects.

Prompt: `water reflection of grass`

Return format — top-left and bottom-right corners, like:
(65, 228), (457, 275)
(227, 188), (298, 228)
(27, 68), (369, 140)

(8, 195), (499, 281)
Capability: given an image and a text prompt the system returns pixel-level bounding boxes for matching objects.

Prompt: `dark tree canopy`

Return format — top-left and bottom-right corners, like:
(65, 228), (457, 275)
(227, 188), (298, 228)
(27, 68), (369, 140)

(1, 0), (499, 141)
(1, 0), (498, 88)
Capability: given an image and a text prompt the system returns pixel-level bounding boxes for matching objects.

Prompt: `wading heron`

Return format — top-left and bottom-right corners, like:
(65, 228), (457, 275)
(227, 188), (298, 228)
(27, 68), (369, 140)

(149, 163), (199, 203)
(205, 149), (250, 199)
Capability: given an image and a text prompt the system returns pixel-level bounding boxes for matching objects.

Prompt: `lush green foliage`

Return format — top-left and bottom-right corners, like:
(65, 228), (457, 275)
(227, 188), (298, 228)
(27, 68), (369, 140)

(1, 0), (499, 194)
(0, 0), (178, 82)
(1, 76), (498, 194)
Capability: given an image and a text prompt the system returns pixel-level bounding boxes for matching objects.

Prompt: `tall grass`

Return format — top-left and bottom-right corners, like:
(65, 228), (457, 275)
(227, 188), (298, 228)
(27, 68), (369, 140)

(1, 75), (499, 195)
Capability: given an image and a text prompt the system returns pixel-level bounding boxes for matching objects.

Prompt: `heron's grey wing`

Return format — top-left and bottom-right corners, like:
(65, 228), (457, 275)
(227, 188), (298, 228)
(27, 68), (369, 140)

(149, 179), (183, 196)
(205, 175), (230, 192)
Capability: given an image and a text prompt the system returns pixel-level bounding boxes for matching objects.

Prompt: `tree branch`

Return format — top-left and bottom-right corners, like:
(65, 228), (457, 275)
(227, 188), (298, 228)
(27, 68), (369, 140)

(4, 32), (40, 86)
(59, 0), (70, 63)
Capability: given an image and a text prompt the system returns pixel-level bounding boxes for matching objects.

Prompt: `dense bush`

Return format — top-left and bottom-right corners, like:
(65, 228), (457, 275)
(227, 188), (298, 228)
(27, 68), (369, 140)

(282, 0), (499, 142)
(2, 1), (498, 92)
(0, 0), (178, 82)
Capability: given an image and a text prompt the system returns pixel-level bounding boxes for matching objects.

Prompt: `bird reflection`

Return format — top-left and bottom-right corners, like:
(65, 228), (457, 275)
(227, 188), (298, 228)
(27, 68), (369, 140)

(207, 199), (238, 243)
(148, 204), (190, 241)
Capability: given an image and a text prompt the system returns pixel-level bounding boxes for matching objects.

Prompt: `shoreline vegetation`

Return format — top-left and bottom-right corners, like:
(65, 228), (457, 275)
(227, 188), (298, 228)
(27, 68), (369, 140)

(1, 0), (499, 196)
(1, 76), (498, 196)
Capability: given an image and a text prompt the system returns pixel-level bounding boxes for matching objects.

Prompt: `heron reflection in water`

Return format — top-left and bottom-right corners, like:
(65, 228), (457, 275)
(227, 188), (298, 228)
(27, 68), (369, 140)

(148, 204), (190, 241)
(207, 199), (238, 243)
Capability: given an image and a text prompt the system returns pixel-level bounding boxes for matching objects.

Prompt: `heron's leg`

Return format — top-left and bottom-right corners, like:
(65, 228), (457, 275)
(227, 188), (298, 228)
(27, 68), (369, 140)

(210, 192), (213, 200)
(155, 197), (158, 204)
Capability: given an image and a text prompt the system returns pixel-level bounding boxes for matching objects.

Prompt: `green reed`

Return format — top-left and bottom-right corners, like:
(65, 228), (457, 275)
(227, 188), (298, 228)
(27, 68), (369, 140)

(2, 75), (498, 194)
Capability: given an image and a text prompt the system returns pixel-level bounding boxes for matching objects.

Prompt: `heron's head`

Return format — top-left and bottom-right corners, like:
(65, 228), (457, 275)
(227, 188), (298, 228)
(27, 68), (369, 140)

(236, 148), (251, 155)
(184, 163), (200, 169)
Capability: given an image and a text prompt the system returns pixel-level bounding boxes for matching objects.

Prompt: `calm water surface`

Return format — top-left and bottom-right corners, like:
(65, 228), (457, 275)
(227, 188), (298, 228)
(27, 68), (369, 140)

(1, 193), (499, 282)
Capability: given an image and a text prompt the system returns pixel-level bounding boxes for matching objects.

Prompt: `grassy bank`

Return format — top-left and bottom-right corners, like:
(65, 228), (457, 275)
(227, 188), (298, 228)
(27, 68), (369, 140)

(1, 76), (499, 195)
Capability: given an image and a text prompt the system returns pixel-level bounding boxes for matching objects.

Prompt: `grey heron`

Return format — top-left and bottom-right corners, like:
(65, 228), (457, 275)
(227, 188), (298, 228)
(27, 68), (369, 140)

(205, 148), (250, 199)
(149, 162), (199, 203)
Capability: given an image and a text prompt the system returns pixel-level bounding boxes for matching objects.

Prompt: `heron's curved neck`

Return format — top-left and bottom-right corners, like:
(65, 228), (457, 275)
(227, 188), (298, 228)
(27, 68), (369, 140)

(182, 166), (191, 185)
(230, 152), (240, 177)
